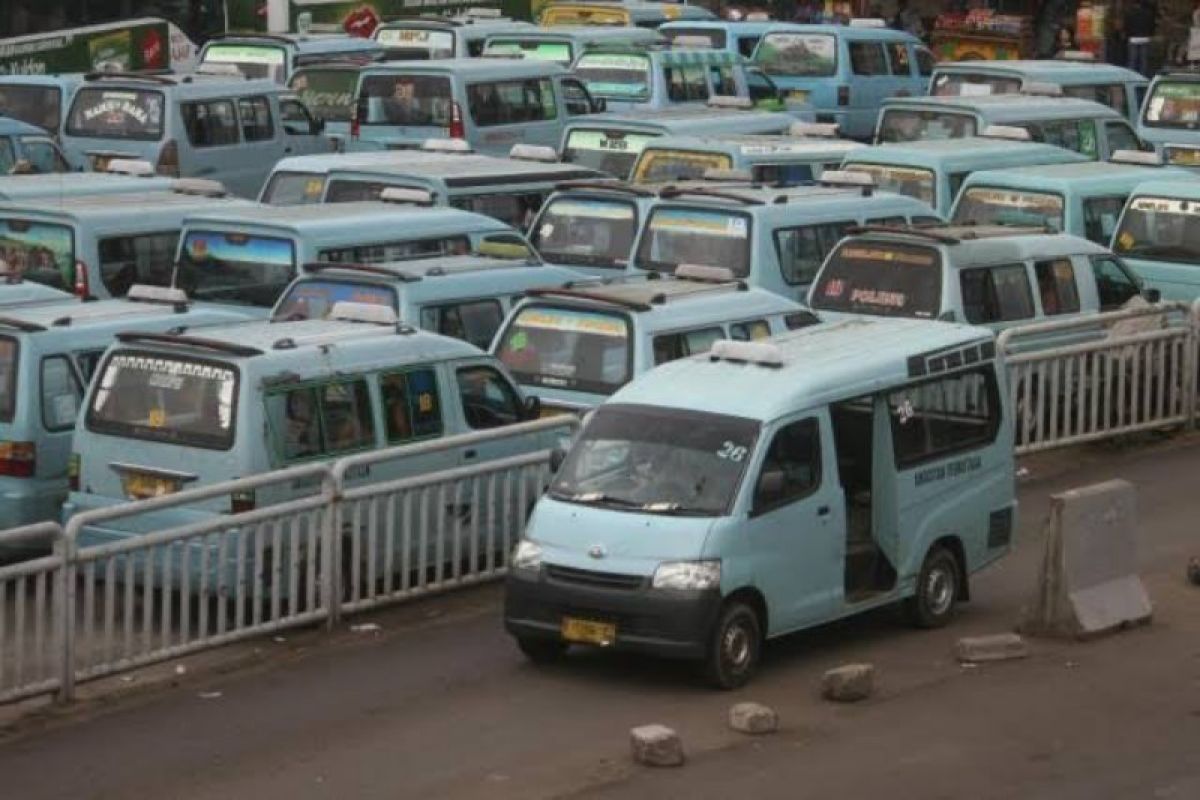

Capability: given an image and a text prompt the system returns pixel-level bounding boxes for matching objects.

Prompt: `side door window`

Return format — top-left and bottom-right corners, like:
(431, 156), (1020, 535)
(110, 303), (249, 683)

(181, 99), (241, 147)
(746, 69), (781, 105)
(959, 264), (1035, 324)
(419, 300), (505, 350)
(1034, 258), (1082, 316)
(380, 367), (444, 444)
(886, 43), (912, 78)
(652, 326), (724, 365)
(1104, 120), (1142, 153)
(269, 379), (376, 462)
(560, 78), (594, 116)
(280, 98), (320, 135)
(730, 319), (771, 341)
(41, 355), (82, 431)
(1082, 195), (1128, 245)
(1090, 256), (1142, 311)
(709, 65), (737, 96)
(456, 364), (523, 430)
(18, 137), (69, 173)
(74, 350), (106, 383)
(237, 96), (275, 142)
(752, 418), (821, 515)
(849, 42), (888, 77)
(888, 368), (1000, 468)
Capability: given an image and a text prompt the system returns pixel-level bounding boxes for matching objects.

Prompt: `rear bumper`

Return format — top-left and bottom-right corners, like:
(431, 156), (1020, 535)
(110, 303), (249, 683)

(503, 566), (720, 660)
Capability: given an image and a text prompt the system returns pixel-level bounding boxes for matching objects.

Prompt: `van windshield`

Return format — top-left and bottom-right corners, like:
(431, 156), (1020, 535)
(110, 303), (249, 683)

(484, 39), (573, 64)
(1112, 195), (1200, 264)
(375, 28), (456, 59)
(273, 279), (398, 321)
(0, 218), (75, 291)
(876, 109), (977, 143)
(811, 240), (942, 318)
(495, 305), (631, 395)
(562, 128), (658, 178)
(930, 72), (1022, 97)
(0, 336), (15, 423)
(0, 84), (62, 132)
(66, 87), (165, 141)
(1143, 81), (1200, 128)
(550, 403), (759, 516)
(288, 68), (358, 122)
(844, 163), (935, 206)
(201, 43), (287, 82)
(260, 171), (327, 206)
(634, 149), (733, 183)
(755, 32), (836, 78)
(531, 196), (637, 269)
(575, 53), (652, 101)
(177, 230), (296, 308)
(86, 352), (239, 450)
(953, 187), (1064, 231)
(662, 28), (726, 49)
(359, 73), (453, 127)
(635, 206), (751, 276)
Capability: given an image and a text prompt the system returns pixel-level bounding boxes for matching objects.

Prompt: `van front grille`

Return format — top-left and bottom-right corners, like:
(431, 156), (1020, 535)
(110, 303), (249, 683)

(545, 564), (644, 590)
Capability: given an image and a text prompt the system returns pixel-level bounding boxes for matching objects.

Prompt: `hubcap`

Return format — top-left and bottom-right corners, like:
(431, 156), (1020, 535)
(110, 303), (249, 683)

(723, 621), (752, 670)
(926, 566), (955, 616)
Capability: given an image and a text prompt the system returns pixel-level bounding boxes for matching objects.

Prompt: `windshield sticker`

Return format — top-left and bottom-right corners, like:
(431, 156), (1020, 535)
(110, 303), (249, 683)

(1130, 196), (1200, 215)
(516, 309), (628, 337)
(204, 45), (285, 64)
(651, 211), (748, 238)
(850, 288), (906, 308)
(547, 200), (634, 220)
(966, 189), (1062, 210)
(1117, 230), (1135, 250)
(716, 441), (748, 462)
(840, 246), (935, 266)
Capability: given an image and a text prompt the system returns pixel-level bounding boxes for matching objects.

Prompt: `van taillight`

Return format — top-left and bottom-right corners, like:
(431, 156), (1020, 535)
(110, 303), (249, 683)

(157, 139), (180, 177)
(0, 441), (36, 478)
(73, 260), (90, 298)
(68, 453), (80, 491)
(351, 104), (361, 140)
(838, 86), (850, 107)
(449, 101), (465, 139)
(231, 489), (256, 514)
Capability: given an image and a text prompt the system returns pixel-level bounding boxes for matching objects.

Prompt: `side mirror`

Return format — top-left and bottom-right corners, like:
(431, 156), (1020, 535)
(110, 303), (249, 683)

(591, 97), (606, 113)
(549, 445), (567, 473)
(1143, 287), (1162, 304)
(523, 394), (542, 420)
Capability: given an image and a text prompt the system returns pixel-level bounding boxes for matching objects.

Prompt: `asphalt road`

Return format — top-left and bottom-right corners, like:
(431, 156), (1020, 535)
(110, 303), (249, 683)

(2, 435), (1199, 800)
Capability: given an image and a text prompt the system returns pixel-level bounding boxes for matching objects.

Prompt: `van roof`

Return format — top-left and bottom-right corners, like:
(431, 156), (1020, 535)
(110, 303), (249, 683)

(569, 106), (788, 125)
(841, 225), (1110, 264)
(487, 25), (659, 42)
(323, 152), (605, 184)
(842, 137), (1089, 170)
(647, 182), (934, 216)
(181, 202), (508, 237)
(641, 133), (864, 158)
(611, 317), (992, 420)
(0, 172), (175, 200)
(881, 94), (1122, 123)
(0, 296), (248, 334)
(933, 59), (1146, 86)
(78, 72), (283, 100)
(758, 22), (922, 42)
(960, 160), (1198, 193)
(0, 116), (48, 136)
(0, 190), (250, 229)
(1126, 178), (1200, 201)
(360, 57), (567, 79)
(579, 46), (744, 67)
(207, 33), (383, 55)
(659, 20), (779, 34)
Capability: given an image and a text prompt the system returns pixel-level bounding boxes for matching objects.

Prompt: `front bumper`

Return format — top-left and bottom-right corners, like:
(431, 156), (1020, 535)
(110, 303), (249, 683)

(504, 565), (721, 660)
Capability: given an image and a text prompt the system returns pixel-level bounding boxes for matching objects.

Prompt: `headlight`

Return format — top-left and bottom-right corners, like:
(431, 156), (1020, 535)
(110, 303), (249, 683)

(512, 539), (543, 571)
(651, 560), (721, 591)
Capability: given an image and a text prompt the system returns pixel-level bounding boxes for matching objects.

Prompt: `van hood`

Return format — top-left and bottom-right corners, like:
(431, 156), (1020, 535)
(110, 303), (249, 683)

(528, 496), (716, 576)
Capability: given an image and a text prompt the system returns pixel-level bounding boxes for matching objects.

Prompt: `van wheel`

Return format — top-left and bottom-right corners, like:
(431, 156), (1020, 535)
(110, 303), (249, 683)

(517, 636), (567, 664)
(905, 546), (960, 629)
(704, 600), (761, 690)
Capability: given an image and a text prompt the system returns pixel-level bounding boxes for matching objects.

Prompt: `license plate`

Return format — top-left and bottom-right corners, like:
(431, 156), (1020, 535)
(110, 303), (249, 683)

(788, 90), (810, 103)
(122, 472), (178, 501)
(540, 405), (573, 419)
(561, 616), (616, 645)
(1167, 148), (1200, 166)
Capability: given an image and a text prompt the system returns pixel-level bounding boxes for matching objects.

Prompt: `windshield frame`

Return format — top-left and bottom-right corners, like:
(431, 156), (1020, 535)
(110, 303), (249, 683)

(529, 194), (639, 269)
(494, 302), (634, 396)
(952, 185), (1066, 232)
(261, 170), (328, 206)
(1112, 194), (1200, 265)
(200, 43), (288, 81)
(65, 86), (166, 141)
(754, 31), (838, 78)
(634, 204), (753, 277)
(1142, 80), (1200, 129)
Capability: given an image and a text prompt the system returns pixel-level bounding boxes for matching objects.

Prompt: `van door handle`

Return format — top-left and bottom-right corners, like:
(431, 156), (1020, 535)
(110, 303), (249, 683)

(817, 505), (831, 517)
(464, 449), (478, 460)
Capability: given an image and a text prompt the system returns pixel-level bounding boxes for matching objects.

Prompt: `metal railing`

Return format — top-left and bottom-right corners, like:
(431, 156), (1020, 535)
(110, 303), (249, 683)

(0, 523), (66, 704)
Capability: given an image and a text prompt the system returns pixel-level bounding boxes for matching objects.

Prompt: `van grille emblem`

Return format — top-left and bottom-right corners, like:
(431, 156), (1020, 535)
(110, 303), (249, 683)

(588, 544), (606, 559)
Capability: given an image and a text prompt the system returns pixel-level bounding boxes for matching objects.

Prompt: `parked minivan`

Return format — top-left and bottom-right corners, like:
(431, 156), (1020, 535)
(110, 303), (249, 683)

(482, 25), (661, 65)
(492, 266), (808, 412)
(1138, 69), (1200, 167)
(1110, 179), (1200, 301)
(505, 317), (1015, 687)
(348, 59), (600, 156)
(752, 23), (934, 140)
(198, 33), (383, 84)
(61, 72), (331, 198)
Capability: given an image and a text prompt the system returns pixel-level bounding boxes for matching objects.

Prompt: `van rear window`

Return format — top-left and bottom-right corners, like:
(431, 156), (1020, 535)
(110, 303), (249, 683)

(1143, 81), (1200, 127)
(633, 149), (733, 183)
(531, 196), (637, 269)
(755, 33), (836, 78)
(288, 68), (358, 123)
(575, 53), (652, 100)
(86, 352), (239, 451)
(201, 44), (287, 82)
(0, 84), (62, 132)
(274, 279), (397, 321)
(843, 164), (935, 206)
(876, 109), (976, 143)
(810, 241), (942, 318)
(635, 207), (751, 277)
(484, 40), (573, 64)
(360, 74), (452, 126)
(930, 73), (1022, 97)
(0, 218), (75, 291)
(261, 171), (327, 206)
(177, 230), (296, 308)
(953, 187), (1064, 231)
(562, 128), (657, 178)
(376, 28), (455, 59)
(66, 88), (164, 141)
(0, 337), (16, 423)
(495, 305), (631, 395)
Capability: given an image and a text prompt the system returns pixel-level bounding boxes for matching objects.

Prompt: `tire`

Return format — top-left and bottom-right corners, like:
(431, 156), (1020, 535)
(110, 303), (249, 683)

(704, 600), (762, 690)
(905, 546), (960, 629)
(517, 636), (567, 664)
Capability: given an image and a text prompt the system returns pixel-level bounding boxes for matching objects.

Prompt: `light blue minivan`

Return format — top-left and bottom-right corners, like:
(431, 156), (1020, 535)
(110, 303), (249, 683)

(0, 73), (85, 140)
(505, 317), (1015, 687)
(1110, 179), (1200, 301)
(198, 33), (383, 84)
(482, 25), (661, 65)
(752, 24), (934, 140)
(1138, 69), (1200, 167)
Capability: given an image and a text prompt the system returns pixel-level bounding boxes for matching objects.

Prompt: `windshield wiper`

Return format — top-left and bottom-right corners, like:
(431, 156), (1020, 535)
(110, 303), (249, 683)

(640, 502), (712, 516)
(554, 491), (642, 509)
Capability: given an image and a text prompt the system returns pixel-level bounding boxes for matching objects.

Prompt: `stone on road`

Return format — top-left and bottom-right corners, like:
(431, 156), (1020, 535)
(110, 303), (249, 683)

(821, 664), (875, 703)
(630, 724), (685, 767)
(728, 702), (778, 735)
(955, 633), (1030, 664)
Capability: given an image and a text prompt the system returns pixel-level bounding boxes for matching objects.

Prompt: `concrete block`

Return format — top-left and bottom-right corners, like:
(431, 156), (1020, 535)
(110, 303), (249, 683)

(821, 663), (874, 702)
(955, 633), (1029, 663)
(728, 702), (778, 735)
(630, 724), (684, 767)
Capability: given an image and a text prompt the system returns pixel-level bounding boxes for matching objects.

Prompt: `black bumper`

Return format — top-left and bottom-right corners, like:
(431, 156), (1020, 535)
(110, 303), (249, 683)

(503, 567), (721, 660)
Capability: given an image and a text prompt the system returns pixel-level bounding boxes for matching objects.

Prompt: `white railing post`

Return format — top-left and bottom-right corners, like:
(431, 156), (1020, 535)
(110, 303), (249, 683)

(56, 531), (75, 703)
(324, 469), (342, 630)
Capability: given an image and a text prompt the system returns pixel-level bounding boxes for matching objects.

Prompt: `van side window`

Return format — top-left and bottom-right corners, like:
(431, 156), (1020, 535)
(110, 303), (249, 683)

(737, 36), (761, 58)
(272, 380), (375, 461)
(321, 380), (375, 454)
(887, 368), (1000, 469)
(709, 65), (737, 95)
(752, 418), (821, 514)
(959, 264), (1035, 324)
(274, 387), (320, 460)
(730, 319), (770, 341)
(457, 365), (522, 429)
(380, 368), (443, 444)
(181, 99), (240, 147)
(653, 326), (723, 365)
(560, 78), (593, 115)
(1065, 84), (1127, 116)
(98, 231), (178, 297)
(1090, 256), (1141, 311)
(915, 47), (935, 77)
(319, 235), (470, 263)
(1034, 259), (1081, 316)
(1032, 119), (1098, 159)
(467, 79), (557, 126)
(665, 65), (710, 102)
(1082, 195), (1127, 245)
(450, 192), (544, 228)
(420, 300), (505, 350)
(746, 69), (780, 104)
(774, 221), (854, 286)
(18, 137), (69, 173)
(885, 43), (911, 76)
(280, 98), (319, 135)
(849, 42), (888, 77)
(41, 355), (82, 431)
(237, 96), (275, 142)
(1104, 120), (1141, 153)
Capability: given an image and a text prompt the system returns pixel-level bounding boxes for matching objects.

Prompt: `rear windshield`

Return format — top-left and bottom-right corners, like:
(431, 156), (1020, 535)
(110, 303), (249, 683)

(495, 304), (631, 395)
(953, 187), (1065, 232)
(662, 28), (726, 49)
(531, 196), (637, 269)
(1143, 81), (1200, 128)
(0, 336), (15, 423)
(288, 68), (358, 122)
(810, 241), (942, 318)
(633, 149), (733, 183)
(844, 163), (935, 207)
(359, 73), (452, 126)
(201, 43), (287, 82)
(0, 218), (75, 291)
(66, 87), (165, 141)
(755, 33), (837, 78)
(876, 109), (977, 143)
(0, 84), (62, 132)
(261, 170), (327, 206)
(274, 279), (397, 321)
(1113, 195), (1200, 264)
(177, 230), (296, 308)
(484, 39), (573, 64)
(86, 352), (239, 450)
(376, 28), (456, 59)
(930, 72), (1022, 97)
(575, 53), (652, 101)
(562, 128), (658, 178)
(635, 206), (751, 277)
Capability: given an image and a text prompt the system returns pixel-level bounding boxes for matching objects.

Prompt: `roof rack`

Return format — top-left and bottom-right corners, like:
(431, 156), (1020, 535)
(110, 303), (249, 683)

(818, 170), (874, 196)
(525, 287), (653, 312)
(0, 316), (46, 333)
(126, 284), (190, 310)
(552, 180), (653, 196)
(379, 187), (436, 206)
(328, 301), (400, 325)
(846, 225), (962, 244)
(1110, 149), (1163, 167)
(83, 71), (177, 85)
(172, 178), (228, 197)
(301, 261), (420, 281)
(657, 185), (764, 205)
(115, 331), (264, 357)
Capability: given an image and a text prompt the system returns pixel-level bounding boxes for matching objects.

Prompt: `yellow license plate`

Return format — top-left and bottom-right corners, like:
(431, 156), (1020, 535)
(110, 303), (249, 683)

(123, 472), (178, 501)
(561, 616), (616, 645)
(788, 90), (809, 102)
(540, 405), (573, 419)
